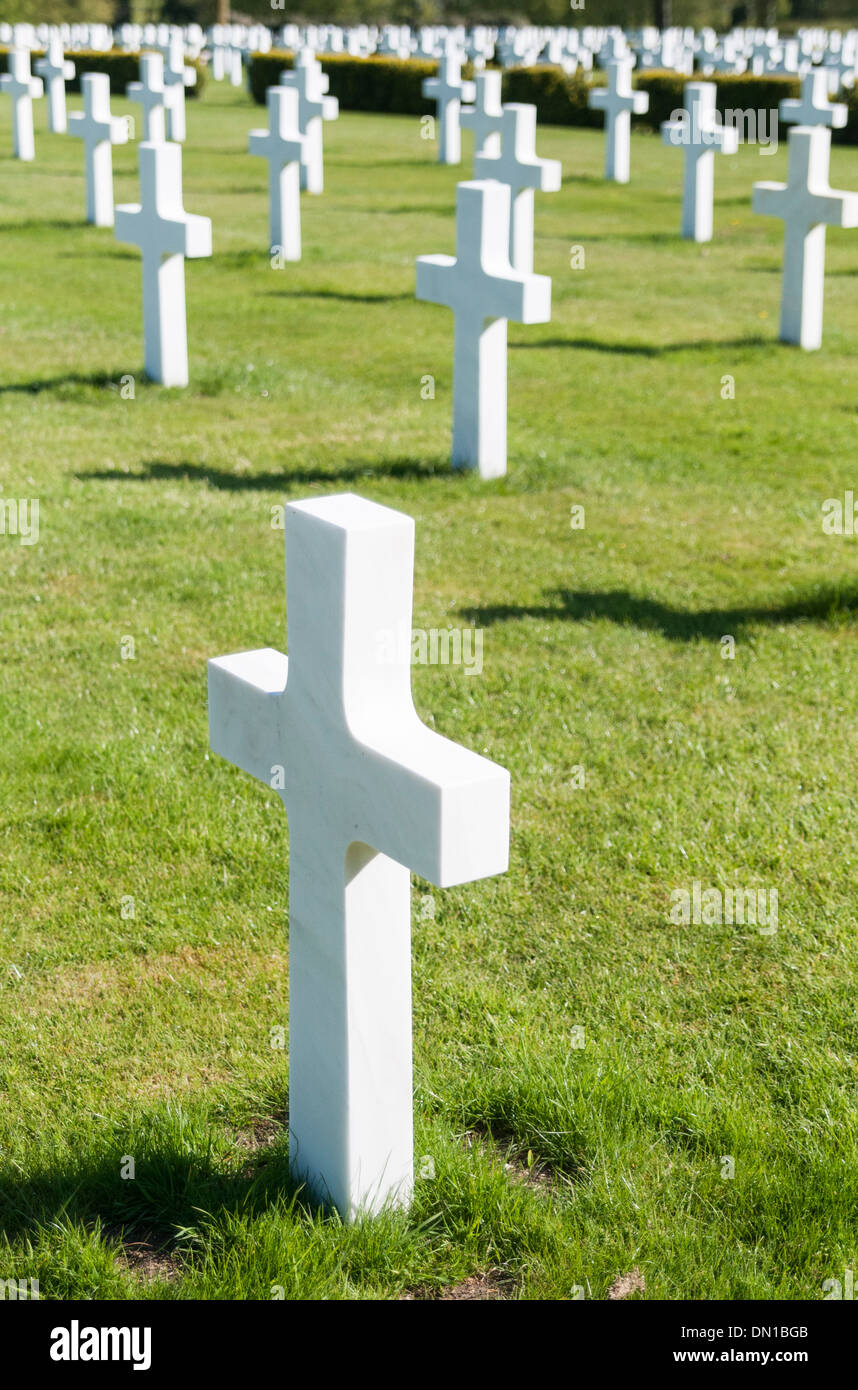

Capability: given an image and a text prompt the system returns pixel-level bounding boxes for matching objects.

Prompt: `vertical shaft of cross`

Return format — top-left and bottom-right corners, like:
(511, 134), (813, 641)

(782, 221), (826, 349)
(272, 159), (300, 259)
(142, 250), (188, 388)
(288, 828), (413, 1217)
(453, 315), (507, 477)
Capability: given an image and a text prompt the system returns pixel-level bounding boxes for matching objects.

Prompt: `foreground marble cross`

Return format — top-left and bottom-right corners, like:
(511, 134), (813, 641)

(248, 85), (305, 259)
(588, 57), (648, 183)
(416, 180), (551, 478)
(753, 125), (858, 349)
(474, 103), (561, 273)
(208, 493), (509, 1218)
(421, 47), (476, 164)
(279, 50), (338, 193)
(127, 52), (167, 143)
(35, 34), (74, 134)
(1, 48), (44, 161)
(660, 82), (738, 242)
(460, 68), (503, 161)
(68, 73), (128, 227)
(115, 142), (212, 386)
(779, 68), (847, 130)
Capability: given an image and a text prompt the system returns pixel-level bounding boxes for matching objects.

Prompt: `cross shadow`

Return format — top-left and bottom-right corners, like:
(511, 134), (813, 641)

(510, 334), (771, 356)
(0, 371), (125, 396)
(78, 456), (455, 490)
(460, 585), (858, 640)
(0, 1099), (343, 1253)
(259, 286), (413, 304)
(3, 215), (88, 232)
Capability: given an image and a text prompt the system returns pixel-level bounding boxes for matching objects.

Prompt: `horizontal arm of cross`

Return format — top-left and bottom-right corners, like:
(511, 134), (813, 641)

(209, 648), (288, 787)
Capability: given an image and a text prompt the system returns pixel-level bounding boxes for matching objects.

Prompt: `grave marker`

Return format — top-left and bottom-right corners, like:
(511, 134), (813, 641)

(416, 180), (551, 478)
(35, 34), (74, 134)
(473, 102), (561, 273)
(753, 125), (858, 349)
(460, 68), (503, 161)
(127, 52), (167, 143)
(660, 82), (738, 242)
(68, 73), (128, 228)
(249, 86), (305, 259)
(421, 47), (475, 165)
(0, 48), (44, 161)
(208, 493), (509, 1218)
(280, 49), (338, 194)
(115, 141), (212, 386)
(587, 57), (648, 183)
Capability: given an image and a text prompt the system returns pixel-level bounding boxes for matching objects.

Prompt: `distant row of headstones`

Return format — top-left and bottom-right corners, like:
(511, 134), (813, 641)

(4, 18), (858, 83)
(3, 31), (857, 465)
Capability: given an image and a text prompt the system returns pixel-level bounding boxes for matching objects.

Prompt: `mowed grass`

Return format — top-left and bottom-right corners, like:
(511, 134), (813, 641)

(1, 79), (858, 1301)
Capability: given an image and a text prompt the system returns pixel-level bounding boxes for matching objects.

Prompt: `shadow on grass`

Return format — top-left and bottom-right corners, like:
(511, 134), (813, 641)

(0, 371), (126, 396)
(259, 286), (413, 304)
(0, 1103), (335, 1254)
(78, 455), (455, 489)
(511, 334), (771, 356)
(460, 585), (858, 640)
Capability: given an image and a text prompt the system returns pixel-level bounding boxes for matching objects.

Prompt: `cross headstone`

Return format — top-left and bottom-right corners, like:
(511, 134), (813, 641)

(35, 34), (74, 134)
(460, 68), (503, 161)
(660, 82), (738, 242)
(474, 103), (561, 273)
(587, 57), (649, 183)
(753, 125), (858, 349)
(208, 492), (509, 1219)
(127, 52), (167, 143)
(779, 68), (847, 129)
(162, 34), (196, 142)
(68, 73), (128, 228)
(249, 86), (305, 260)
(421, 48), (475, 165)
(416, 179), (551, 478)
(279, 49), (338, 193)
(1, 48), (44, 161)
(115, 142), (212, 386)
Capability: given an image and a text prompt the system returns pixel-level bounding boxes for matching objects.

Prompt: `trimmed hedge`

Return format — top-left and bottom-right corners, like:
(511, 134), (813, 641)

(1, 48), (206, 98)
(249, 51), (858, 144)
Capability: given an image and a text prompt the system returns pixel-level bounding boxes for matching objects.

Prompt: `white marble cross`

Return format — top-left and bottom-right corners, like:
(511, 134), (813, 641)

(208, 493), (509, 1219)
(587, 57), (649, 183)
(68, 73), (128, 228)
(115, 142), (212, 386)
(279, 49), (338, 194)
(162, 34), (196, 142)
(460, 68), (503, 161)
(35, 34), (74, 134)
(660, 82), (738, 242)
(249, 86), (305, 259)
(421, 48), (475, 165)
(474, 102), (561, 273)
(416, 179), (551, 478)
(753, 125), (858, 350)
(127, 52), (167, 143)
(1, 48), (44, 161)
(779, 68), (847, 129)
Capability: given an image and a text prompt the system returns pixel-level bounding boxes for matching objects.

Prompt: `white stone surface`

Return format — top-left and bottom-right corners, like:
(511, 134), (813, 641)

(208, 493), (509, 1219)
(127, 52), (167, 143)
(779, 68), (847, 128)
(753, 124), (858, 349)
(421, 48), (475, 164)
(162, 33), (195, 142)
(1, 47), (43, 161)
(249, 85), (305, 259)
(460, 68), (503, 160)
(68, 72), (128, 228)
(115, 141), (212, 386)
(474, 102), (561, 273)
(35, 34), (74, 134)
(588, 57), (648, 183)
(416, 179), (551, 478)
(279, 49), (338, 194)
(660, 82), (738, 242)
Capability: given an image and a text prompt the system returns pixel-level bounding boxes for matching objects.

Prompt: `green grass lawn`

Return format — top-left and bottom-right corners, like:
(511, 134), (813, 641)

(1, 80), (858, 1301)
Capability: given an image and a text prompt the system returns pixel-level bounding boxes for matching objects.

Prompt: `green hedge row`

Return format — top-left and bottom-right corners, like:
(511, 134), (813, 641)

(249, 51), (858, 144)
(2, 48), (206, 98)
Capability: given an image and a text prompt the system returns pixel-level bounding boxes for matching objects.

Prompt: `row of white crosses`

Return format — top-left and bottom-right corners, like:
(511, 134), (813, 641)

(417, 88), (559, 479)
